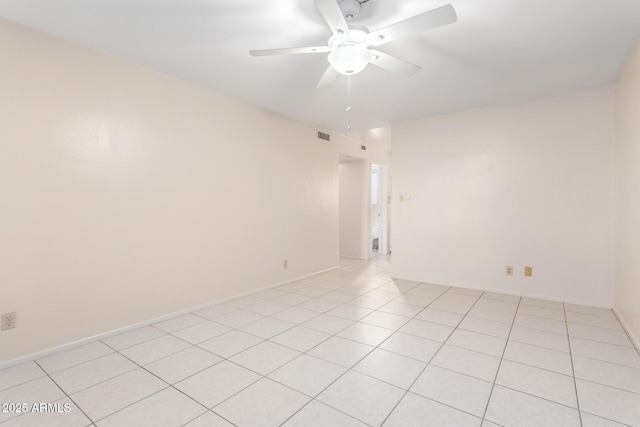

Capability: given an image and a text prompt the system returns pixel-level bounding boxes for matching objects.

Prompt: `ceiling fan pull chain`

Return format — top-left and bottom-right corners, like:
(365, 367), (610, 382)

(347, 75), (352, 131)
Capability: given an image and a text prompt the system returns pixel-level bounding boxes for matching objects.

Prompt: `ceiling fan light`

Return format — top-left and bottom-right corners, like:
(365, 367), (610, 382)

(328, 45), (371, 75)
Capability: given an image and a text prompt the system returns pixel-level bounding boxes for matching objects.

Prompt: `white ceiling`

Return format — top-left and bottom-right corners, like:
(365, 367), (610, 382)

(2, 0), (640, 132)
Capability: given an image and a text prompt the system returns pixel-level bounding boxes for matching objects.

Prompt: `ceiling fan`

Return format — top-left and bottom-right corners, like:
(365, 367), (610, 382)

(249, 0), (457, 87)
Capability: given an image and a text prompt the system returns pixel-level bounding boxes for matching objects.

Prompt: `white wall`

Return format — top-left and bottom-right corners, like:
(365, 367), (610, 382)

(614, 38), (640, 347)
(0, 18), (350, 363)
(391, 86), (615, 306)
(339, 159), (369, 259)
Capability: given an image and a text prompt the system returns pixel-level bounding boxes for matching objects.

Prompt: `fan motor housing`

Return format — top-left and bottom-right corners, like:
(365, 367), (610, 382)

(328, 28), (367, 49)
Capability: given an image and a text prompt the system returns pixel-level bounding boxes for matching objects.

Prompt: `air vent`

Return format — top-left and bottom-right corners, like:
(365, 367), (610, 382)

(317, 131), (331, 141)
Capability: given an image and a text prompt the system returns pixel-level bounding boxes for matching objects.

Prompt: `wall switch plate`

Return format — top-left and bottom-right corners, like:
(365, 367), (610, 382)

(506, 266), (513, 276)
(283, 260), (288, 269)
(524, 266), (533, 277)
(1, 312), (16, 331)
(399, 194), (406, 202)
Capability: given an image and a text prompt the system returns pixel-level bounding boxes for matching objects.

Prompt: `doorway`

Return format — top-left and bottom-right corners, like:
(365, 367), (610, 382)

(371, 163), (389, 256)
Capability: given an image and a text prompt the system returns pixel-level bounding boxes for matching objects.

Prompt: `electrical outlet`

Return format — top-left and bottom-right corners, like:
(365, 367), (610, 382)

(283, 260), (288, 269)
(524, 266), (533, 277)
(506, 266), (513, 276)
(1, 312), (16, 331)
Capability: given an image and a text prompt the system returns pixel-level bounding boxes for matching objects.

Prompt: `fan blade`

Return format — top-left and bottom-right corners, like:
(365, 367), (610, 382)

(367, 4), (457, 47)
(250, 46), (330, 56)
(369, 50), (421, 76)
(314, 0), (350, 35)
(317, 65), (339, 88)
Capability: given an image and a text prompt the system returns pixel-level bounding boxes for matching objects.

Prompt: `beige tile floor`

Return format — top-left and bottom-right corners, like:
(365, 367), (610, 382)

(1, 257), (639, 426)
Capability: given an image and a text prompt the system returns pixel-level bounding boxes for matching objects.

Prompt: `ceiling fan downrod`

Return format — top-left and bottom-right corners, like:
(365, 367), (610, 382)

(346, 75), (352, 131)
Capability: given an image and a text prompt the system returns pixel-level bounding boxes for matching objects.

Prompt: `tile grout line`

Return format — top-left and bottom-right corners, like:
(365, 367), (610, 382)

(278, 280), (446, 426)
(85, 331), (250, 425)
(565, 302), (584, 427)
(84, 343), (181, 423)
(566, 334), (639, 350)
(217, 275), (397, 425)
(135, 269), (392, 422)
(33, 359), (96, 427)
(275, 296), (418, 425)
(178, 410), (235, 427)
(479, 295), (521, 425)
(579, 410), (634, 427)
(105, 340), (239, 427)
(377, 289), (487, 426)
(100, 324), (168, 352)
(188, 269), (397, 425)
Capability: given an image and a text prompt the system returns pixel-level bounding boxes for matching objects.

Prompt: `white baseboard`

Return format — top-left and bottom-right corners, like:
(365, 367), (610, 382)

(613, 309), (640, 353)
(0, 265), (339, 370)
(339, 254), (367, 260)
(392, 277), (615, 309)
